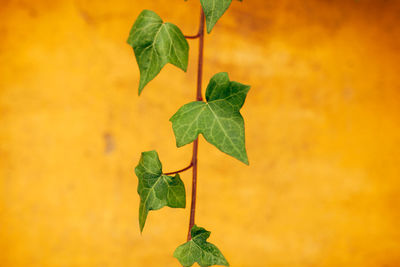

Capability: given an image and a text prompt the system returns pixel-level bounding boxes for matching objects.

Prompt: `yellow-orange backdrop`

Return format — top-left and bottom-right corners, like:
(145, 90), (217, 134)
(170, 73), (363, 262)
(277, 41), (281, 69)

(1, 0), (400, 266)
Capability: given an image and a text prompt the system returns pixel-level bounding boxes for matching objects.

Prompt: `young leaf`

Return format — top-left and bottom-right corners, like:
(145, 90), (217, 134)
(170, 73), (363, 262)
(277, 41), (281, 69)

(135, 150), (186, 232)
(173, 225), (229, 267)
(200, 0), (242, 33)
(170, 72), (250, 164)
(127, 10), (189, 94)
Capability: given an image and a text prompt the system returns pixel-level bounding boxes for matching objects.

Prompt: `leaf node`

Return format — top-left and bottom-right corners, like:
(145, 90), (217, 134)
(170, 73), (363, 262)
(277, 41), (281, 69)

(174, 225), (229, 267)
(170, 72), (250, 164)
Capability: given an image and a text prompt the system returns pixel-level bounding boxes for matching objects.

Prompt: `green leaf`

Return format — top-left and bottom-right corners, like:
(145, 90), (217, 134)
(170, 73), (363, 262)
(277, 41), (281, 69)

(200, 0), (241, 33)
(183, 0), (242, 33)
(134, 150), (186, 232)
(174, 225), (229, 267)
(170, 72), (250, 164)
(127, 10), (189, 94)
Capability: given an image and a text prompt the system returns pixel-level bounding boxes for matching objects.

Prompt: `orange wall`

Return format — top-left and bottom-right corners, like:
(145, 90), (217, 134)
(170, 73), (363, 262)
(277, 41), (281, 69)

(1, 0), (400, 266)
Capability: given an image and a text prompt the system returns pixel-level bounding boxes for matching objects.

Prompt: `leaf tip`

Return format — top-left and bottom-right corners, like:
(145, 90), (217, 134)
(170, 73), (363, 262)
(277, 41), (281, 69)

(241, 154), (249, 165)
(138, 84), (144, 95)
(139, 220), (144, 233)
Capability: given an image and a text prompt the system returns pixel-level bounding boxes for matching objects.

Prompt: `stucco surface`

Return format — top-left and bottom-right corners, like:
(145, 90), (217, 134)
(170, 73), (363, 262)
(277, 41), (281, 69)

(1, 0), (400, 266)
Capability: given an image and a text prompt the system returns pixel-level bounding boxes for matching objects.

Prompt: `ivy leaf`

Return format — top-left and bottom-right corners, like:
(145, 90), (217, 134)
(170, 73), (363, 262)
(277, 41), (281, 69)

(127, 10), (189, 94)
(173, 225), (229, 267)
(200, 0), (242, 33)
(170, 72), (250, 164)
(134, 150), (186, 232)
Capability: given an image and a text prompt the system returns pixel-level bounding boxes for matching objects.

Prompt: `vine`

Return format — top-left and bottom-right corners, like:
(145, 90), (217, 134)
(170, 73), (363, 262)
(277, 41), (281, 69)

(127, 1), (249, 266)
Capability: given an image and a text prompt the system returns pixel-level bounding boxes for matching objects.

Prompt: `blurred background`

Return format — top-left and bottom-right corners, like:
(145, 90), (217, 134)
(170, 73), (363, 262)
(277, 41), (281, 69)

(1, 0), (400, 266)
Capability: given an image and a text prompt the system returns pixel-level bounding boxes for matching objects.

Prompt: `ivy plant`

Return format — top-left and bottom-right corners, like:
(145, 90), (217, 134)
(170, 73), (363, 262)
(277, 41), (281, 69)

(128, 1), (249, 266)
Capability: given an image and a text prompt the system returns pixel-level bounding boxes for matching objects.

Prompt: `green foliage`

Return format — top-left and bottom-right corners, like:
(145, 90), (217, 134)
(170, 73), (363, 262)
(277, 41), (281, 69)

(127, 10), (189, 94)
(186, 0), (242, 33)
(174, 225), (229, 267)
(129, 1), (248, 266)
(170, 72), (250, 164)
(200, 0), (232, 33)
(135, 151), (186, 232)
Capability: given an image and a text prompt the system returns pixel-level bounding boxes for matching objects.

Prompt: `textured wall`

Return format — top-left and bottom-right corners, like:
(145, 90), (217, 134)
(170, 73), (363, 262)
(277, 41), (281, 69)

(1, 0), (400, 266)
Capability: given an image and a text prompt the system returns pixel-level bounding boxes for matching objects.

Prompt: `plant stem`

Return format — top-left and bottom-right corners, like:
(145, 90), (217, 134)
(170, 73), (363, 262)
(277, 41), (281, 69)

(187, 7), (205, 241)
(164, 163), (193, 175)
(184, 34), (200, 39)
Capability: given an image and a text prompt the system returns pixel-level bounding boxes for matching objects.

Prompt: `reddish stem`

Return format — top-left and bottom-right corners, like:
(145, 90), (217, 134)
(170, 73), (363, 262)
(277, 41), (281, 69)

(184, 34), (201, 39)
(164, 163), (193, 175)
(187, 7), (205, 241)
